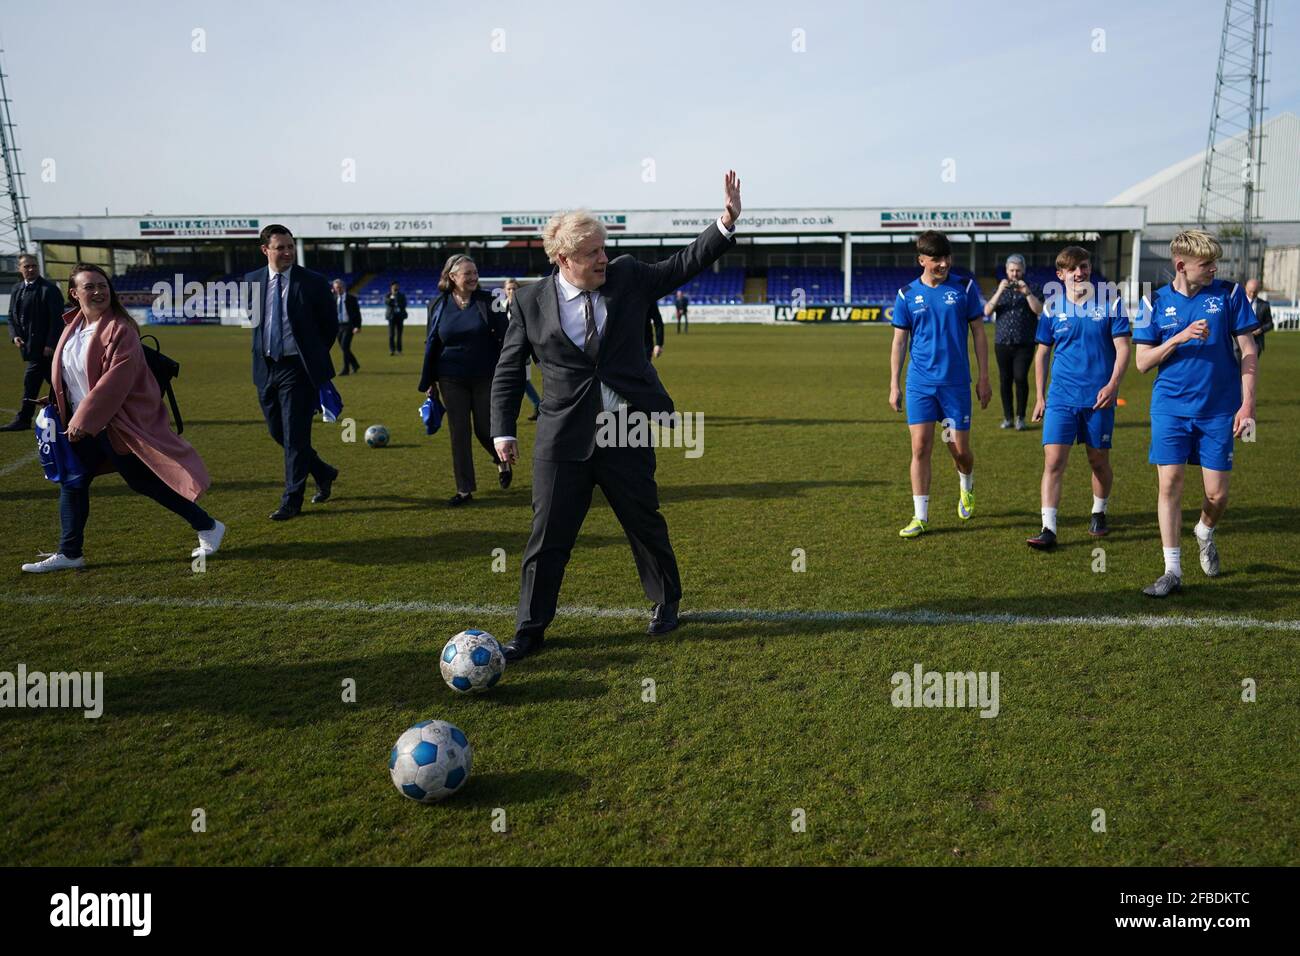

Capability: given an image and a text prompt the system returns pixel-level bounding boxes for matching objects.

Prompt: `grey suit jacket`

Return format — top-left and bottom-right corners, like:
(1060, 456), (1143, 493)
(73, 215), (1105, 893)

(1237, 297), (1273, 360)
(491, 221), (733, 461)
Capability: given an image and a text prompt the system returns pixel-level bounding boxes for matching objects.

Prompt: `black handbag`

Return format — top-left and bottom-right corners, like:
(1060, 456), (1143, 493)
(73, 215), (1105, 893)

(139, 333), (184, 434)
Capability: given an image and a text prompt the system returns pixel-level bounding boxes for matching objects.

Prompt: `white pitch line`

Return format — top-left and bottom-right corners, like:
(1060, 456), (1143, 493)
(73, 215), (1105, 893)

(1, 591), (1298, 632)
(0, 450), (36, 477)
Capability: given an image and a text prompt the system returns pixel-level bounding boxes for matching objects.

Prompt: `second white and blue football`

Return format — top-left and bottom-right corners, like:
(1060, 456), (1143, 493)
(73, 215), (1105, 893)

(439, 629), (505, 693)
(388, 720), (473, 802)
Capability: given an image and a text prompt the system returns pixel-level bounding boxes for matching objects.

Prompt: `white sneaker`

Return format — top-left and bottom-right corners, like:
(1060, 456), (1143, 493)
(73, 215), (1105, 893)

(21, 552), (86, 573)
(1197, 533), (1220, 577)
(193, 519), (226, 557)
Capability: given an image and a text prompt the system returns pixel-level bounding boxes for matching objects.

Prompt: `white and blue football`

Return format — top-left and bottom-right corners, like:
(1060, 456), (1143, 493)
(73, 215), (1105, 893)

(439, 629), (505, 694)
(364, 424), (390, 448)
(388, 720), (473, 803)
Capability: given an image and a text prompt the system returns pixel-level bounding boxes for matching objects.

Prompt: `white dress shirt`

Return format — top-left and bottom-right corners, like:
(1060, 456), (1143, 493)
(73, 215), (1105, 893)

(495, 216), (736, 443)
(62, 318), (99, 414)
(553, 269), (629, 416)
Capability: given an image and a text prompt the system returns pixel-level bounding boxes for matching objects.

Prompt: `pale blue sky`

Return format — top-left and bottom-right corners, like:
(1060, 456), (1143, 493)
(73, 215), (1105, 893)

(5, 0), (1297, 217)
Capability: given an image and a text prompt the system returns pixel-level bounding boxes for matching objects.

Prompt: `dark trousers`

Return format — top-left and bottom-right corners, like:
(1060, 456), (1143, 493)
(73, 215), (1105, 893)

(337, 325), (359, 373)
(995, 343), (1034, 420)
(14, 354), (53, 424)
(388, 319), (404, 354)
(516, 445), (681, 640)
(676, 311), (687, 333)
(438, 375), (499, 494)
(59, 431), (213, 559)
(258, 355), (335, 508)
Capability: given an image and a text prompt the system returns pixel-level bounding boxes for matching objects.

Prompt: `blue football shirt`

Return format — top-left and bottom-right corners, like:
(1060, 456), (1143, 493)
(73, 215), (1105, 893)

(892, 276), (985, 388)
(1134, 279), (1258, 417)
(1035, 291), (1131, 408)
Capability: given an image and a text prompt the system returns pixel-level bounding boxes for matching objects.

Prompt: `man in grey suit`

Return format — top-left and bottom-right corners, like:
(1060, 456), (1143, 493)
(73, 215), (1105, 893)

(1236, 278), (1273, 362)
(491, 171), (742, 661)
(331, 278), (362, 375)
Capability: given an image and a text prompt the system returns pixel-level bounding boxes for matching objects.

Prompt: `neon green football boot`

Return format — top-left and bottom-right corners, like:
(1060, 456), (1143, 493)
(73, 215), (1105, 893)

(899, 517), (929, 538)
(958, 488), (975, 520)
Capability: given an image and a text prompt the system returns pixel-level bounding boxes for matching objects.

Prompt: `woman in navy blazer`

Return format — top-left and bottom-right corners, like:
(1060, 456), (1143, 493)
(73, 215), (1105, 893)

(418, 254), (510, 505)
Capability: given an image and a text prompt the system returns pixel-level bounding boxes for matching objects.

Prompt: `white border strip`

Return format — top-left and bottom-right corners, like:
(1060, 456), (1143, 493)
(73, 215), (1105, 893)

(1, 591), (1297, 632)
(0, 451), (36, 478)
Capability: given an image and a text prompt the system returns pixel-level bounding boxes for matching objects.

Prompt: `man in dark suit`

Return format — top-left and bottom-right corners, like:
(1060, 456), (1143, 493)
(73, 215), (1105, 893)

(645, 300), (665, 363)
(2, 254), (65, 431)
(246, 224), (340, 520)
(490, 170), (742, 661)
(331, 279), (362, 375)
(1237, 278), (1273, 362)
(674, 290), (690, 334)
(385, 282), (408, 355)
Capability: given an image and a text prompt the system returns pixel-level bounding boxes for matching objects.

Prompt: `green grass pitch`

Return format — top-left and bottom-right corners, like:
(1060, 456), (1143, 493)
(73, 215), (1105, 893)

(0, 323), (1296, 865)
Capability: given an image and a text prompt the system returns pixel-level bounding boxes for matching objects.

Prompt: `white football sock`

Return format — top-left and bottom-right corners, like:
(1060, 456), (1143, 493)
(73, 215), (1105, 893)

(1194, 521), (1214, 541)
(913, 495), (929, 522)
(1163, 547), (1182, 577)
(958, 471), (974, 493)
(1042, 507), (1058, 533)
(1093, 495), (1108, 514)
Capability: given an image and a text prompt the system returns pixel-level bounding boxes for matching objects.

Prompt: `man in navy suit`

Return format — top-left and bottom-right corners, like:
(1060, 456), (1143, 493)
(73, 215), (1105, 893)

(246, 224), (339, 520)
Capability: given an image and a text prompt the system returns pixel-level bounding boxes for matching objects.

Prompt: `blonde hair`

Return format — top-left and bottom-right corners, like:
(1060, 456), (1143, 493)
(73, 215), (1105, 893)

(1170, 229), (1222, 263)
(542, 210), (607, 264)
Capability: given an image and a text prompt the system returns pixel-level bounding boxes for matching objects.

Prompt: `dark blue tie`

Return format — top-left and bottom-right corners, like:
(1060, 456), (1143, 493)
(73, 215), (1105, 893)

(270, 273), (284, 360)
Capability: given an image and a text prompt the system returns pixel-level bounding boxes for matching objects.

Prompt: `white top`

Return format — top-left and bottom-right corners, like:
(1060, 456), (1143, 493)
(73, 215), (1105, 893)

(62, 318), (99, 414)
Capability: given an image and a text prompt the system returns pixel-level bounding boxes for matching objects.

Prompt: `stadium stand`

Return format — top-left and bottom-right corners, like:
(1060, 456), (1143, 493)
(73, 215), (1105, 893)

(655, 267), (745, 305)
(114, 261), (1086, 312)
(767, 266), (978, 303)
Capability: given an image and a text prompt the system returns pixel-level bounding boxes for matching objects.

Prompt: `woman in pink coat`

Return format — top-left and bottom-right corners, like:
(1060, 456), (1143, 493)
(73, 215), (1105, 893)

(21, 264), (226, 572)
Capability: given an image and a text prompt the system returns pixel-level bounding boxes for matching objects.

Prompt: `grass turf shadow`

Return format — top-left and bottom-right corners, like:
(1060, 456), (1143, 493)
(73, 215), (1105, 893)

(0, 653), (608, 726)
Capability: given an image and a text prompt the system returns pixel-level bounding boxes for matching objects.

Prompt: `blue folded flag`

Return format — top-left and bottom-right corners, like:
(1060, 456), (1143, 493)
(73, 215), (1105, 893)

(420, 396), (445, 435)
(34, 405), (88, 488)
(319, 382), (344, 423)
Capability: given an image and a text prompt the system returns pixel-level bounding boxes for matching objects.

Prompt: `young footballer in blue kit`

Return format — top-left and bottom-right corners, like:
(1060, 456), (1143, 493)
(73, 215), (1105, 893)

(1133, 230), (1259, 597)
(1027, 246), (1131, 549)
(889, 230), (992, 538)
